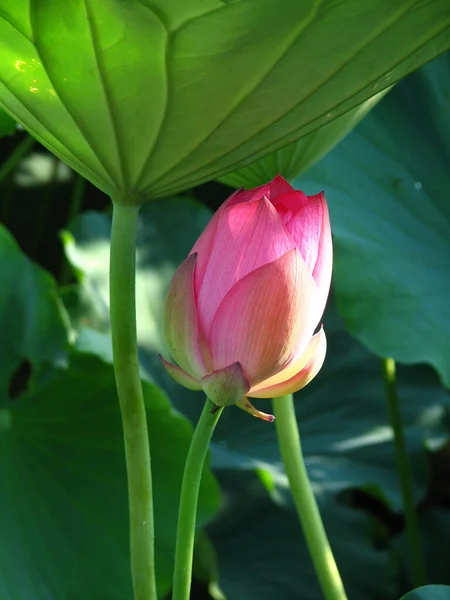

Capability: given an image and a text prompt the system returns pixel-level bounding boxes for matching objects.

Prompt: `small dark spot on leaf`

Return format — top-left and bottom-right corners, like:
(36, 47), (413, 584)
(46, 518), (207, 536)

(8, 359), (32, 400)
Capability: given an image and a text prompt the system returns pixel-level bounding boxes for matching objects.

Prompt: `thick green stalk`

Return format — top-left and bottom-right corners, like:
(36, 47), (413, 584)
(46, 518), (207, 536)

(173, 399), (224, 600)
(110, 203), (157, 600)
(273, 394), (347, 600)
(381, 357), (427, 588)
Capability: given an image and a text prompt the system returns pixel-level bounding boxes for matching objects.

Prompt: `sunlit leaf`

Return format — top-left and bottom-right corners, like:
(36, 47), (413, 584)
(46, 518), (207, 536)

(0, 1), (448, 201)
(218, 91), (387, 189)
(0, 108), (15, 137)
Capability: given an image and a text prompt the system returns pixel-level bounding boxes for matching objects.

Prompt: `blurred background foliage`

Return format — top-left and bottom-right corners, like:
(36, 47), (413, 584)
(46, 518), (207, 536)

(0, 46), (449, 600)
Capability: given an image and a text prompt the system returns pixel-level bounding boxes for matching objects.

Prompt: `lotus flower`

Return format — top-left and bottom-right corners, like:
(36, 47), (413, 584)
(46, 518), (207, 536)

(161, 175), (332, 421)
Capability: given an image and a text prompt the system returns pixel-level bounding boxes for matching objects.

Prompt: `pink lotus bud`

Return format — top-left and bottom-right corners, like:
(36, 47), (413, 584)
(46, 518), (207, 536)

(161, 175), (332, 421)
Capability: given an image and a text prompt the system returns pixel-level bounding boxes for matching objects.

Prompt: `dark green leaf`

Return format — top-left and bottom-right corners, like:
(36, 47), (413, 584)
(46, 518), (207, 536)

(209, 473), (397, 600)
(0, 223), (68, 403)
(298, 54), (450, 386)
(0, 346), (220, 599)
(0, 1), (448, 200)
(400, 586), (450, 600)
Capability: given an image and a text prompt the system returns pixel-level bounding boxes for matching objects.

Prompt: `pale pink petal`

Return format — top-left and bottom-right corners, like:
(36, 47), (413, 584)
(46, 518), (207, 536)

(159, 356), (202, 391)
(312, 196), (333, 320)
(209, 249), (318, 386)
(163, 254), (207, 378)
(282, 192), (325, 273)
(250, 328), (324, 393)
(235, 397), (275, 422)
(227, 182), (272, 206)
(195, 197), (296, 338)
(201, 362), (250, 407)
(189, 188), (244, 268)
(249, 328), (327, 399)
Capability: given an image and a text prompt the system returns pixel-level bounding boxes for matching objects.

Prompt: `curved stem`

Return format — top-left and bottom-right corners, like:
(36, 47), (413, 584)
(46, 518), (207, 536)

(172, 399), (224, 600)
(381, 357), (427, 588)
(273, 394), (347, 600)
(110, 203), (157, 600)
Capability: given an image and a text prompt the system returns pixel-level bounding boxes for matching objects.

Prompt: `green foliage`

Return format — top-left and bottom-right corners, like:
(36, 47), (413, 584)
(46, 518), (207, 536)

(0, 230), (220, 598)
(0, 109), (15, 137)
(219, 53), (450, 388)
(298, 53), (450, 387)
(63, 197), (449, 512)
(0, 223), (68, 403)
(218, 91), (387, 188)
(209, 474), (397, 600)
(400, 586), (450, 600)
(0, 1), (448, 200)
(0, 6), (449, 597)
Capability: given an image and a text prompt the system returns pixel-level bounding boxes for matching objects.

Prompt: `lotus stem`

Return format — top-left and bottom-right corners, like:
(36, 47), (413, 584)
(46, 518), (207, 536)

(381, 357), (427, 588)
(110, 202), (157, 600)
(172, 398), (224, 600)
(273, 394), (347, 600)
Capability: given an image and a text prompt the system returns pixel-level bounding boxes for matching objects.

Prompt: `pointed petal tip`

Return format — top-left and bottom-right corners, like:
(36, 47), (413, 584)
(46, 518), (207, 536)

(236, 397), (275, 423)
(159, 355), (202, 391)
(249, 328), (327, 399)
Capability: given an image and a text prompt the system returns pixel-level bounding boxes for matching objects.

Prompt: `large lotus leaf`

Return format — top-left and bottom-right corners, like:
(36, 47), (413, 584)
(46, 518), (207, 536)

(62, 198), (450, 511)
(0, 346), (220, 599)
(296, 53), (450, 386)
(0, 223), (68, 404)
(0, 1), (449, 202)
(207, 472), (397, 600)
(0, 221), (220, 598)
(218, 91), (387, 189)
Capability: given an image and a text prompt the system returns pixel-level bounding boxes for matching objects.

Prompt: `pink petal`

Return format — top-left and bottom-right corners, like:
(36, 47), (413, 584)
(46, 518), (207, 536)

(201, 362), (250, 407)
(275, 191), (332, 322)
(249, 328), (327, 399)
(195, 197), (296, 339)
(163, 254), (207, 378)
(250, 327), (324, 393)
(281, 192), (325, 273)
(266, 174), (295, 197)
(159, 356), (202, 391)
(312, 195), (333, 320)
(235, 397), (275, 422)
(189, 188), (243, 268)
(229, 175), (293, 207)
(209, 248), (318, 386)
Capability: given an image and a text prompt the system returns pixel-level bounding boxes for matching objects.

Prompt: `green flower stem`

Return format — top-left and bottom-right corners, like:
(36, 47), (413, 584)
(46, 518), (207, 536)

(173, 399), (224, 600)
(381, 357), (427, 588)
(273, 394), (347, 600)
(110, 203), (157, 600)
